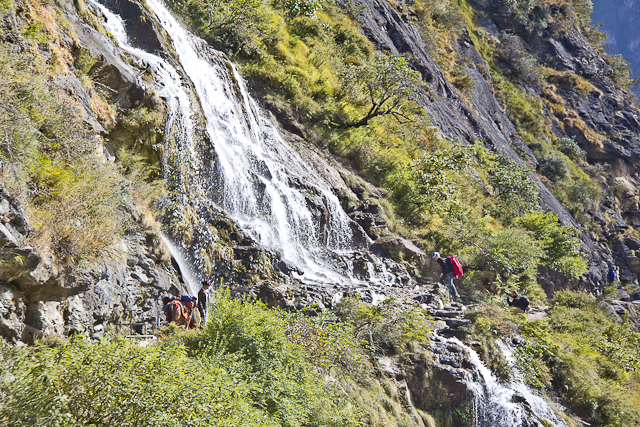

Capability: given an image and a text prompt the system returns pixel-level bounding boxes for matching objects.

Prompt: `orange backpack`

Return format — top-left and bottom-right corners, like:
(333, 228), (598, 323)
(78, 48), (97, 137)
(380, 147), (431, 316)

(449, 256), (463, 279)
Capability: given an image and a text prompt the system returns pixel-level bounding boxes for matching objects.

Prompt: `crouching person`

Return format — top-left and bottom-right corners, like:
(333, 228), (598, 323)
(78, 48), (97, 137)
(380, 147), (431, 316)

(506, 290), (530, 314)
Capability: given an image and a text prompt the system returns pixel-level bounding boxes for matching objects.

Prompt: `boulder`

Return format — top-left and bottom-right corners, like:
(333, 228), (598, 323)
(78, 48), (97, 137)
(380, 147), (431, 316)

(372, 236), (426, 262)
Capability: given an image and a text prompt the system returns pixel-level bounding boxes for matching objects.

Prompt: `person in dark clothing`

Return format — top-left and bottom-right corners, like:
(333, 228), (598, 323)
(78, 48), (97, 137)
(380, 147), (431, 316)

(506, 290), (529, 313)
(433, 252), (460, 298)
(197, 280), (211, 325)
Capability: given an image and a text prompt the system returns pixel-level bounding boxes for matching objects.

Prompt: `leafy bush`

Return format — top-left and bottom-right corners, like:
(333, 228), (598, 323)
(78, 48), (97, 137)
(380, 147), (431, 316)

(281, 310), (371, 380)
(495, 33), (543, 87)
(515, 211), (587, 279)
(0, 338), (271, 427)
(557, 136), (586, 161)
(539, 154), (569, 182)
(335, 296), (433, 353)
(181, 291), (362, 427)
(390, 145), (470, 216)
(473, 227), (543, 280)
(276, 0), (322, 18)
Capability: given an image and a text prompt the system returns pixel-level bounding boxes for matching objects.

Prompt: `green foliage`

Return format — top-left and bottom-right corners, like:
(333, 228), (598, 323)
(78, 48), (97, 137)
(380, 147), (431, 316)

(390, 144), (539, 221)
(281, 310), (371, 380)
(74, 48), (97, 74)
(556, 136), (586, 161)
(472, 145), (541, 218)
(515, 211), (587, 279)
(474, 227), (543, 280)
(335, 296), (433, 354)
(390, 145), (470, 216)
(606, 53), (640, 93)
(29, 156), (130, 263)
(177, 0), (271, 56)
(338, 52), (425, 127)
(181, 291), (362, 427)
(0, 338), (271, 427)
(495, 33), (543, 87)
(276, 0), (322, 18)
(539, 154), (569, 182)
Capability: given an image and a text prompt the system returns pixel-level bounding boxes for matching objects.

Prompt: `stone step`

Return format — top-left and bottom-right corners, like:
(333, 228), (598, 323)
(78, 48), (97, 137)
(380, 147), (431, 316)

(443, 318), (472, 328)
(433, 310), (465, 318)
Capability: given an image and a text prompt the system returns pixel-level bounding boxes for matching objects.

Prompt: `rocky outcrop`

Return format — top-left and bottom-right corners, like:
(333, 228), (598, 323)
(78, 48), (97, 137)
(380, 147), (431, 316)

(372, 236), (426, 262)
(0, 187), (188, 342)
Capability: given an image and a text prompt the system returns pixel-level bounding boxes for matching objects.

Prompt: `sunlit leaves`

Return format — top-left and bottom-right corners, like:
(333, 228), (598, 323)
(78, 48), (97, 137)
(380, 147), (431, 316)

(515, 211), (587, 279)
(339, 53), (426, 127)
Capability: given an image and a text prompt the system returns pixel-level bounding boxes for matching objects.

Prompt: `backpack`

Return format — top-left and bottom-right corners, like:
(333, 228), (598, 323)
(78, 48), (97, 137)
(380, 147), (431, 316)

(520, 296), (530, 310)
(608, 267), (617, 282)
(181, 295), (197, 303)
(448, 256), (463, 279)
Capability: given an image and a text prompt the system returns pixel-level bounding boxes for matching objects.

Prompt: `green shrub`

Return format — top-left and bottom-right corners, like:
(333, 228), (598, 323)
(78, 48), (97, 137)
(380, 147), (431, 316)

(335, 296), (433, 353)
(473, 227), (543, 280)
(0, 338), (271, 427)
(515, 211), (587, 279)
(182, 291), (362, 427)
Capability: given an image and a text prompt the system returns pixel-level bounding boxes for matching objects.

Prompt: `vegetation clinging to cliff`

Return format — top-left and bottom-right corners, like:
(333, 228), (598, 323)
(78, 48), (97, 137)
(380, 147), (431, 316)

(0, 292), (436, 427)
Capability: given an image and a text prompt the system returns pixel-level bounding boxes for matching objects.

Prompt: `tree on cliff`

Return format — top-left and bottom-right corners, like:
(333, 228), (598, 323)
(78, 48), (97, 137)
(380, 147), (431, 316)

(339, 53), (426, 128)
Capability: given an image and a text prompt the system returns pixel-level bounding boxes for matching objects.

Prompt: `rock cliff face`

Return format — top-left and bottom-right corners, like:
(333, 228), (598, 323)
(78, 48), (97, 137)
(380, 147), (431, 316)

(0, 186), (188, 342)
(345, 0), (640, 292)
(2, 0), (640, 343)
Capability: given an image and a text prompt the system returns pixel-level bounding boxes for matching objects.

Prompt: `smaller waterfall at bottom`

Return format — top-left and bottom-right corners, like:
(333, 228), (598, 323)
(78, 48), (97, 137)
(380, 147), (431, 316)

(433, 336), (570, 427)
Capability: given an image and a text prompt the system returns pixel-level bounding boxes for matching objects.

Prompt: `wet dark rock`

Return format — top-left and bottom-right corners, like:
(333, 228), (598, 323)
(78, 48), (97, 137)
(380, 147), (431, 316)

(413, 293), (434, 304)
(347, 201), (387, 239)
(277, 259), (302, 276)
(433, 310), (465, 318)
(101, 0), (163, 55)
(444, 318), (472, 328)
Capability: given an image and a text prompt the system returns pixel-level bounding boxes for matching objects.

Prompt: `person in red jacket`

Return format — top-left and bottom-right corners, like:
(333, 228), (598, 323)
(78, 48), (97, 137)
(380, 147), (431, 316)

(433, 252), (460, 299)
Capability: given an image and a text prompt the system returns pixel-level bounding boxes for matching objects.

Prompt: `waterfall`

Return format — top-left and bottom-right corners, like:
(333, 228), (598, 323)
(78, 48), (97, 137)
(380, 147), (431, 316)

(90, 0), (378, 284)
(439, 336), (570, 427)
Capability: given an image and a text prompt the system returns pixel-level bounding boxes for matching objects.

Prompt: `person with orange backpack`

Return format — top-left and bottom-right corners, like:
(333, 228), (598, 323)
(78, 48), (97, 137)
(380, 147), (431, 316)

(432, 252), (462, 299)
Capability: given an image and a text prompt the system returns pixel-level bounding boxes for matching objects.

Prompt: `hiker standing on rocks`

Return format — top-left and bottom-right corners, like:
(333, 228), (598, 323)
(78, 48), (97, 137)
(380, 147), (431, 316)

(506, 290), (530, 313)
(433, 252), (461, 299)
(197, 280), (211, 326)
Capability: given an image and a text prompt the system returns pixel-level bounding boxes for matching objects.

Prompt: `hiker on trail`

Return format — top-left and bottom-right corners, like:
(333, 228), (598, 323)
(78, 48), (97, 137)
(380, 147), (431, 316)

(163, 295), (199, 328)
(607, 265), (619, 285)
(432, 252), (461, 299)
(506, 290), (530, 313)
(197, 280), (211, 326)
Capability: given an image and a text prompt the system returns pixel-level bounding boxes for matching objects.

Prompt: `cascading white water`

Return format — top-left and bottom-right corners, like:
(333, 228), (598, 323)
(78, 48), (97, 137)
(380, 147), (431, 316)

(160, 235), (198, 295)
(88, 0), (198, 206)
(91, 0), (385, 284)
(495, 340), (570, 427)
(443, 337), (569, 427)
(146, 0), (364, 282)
